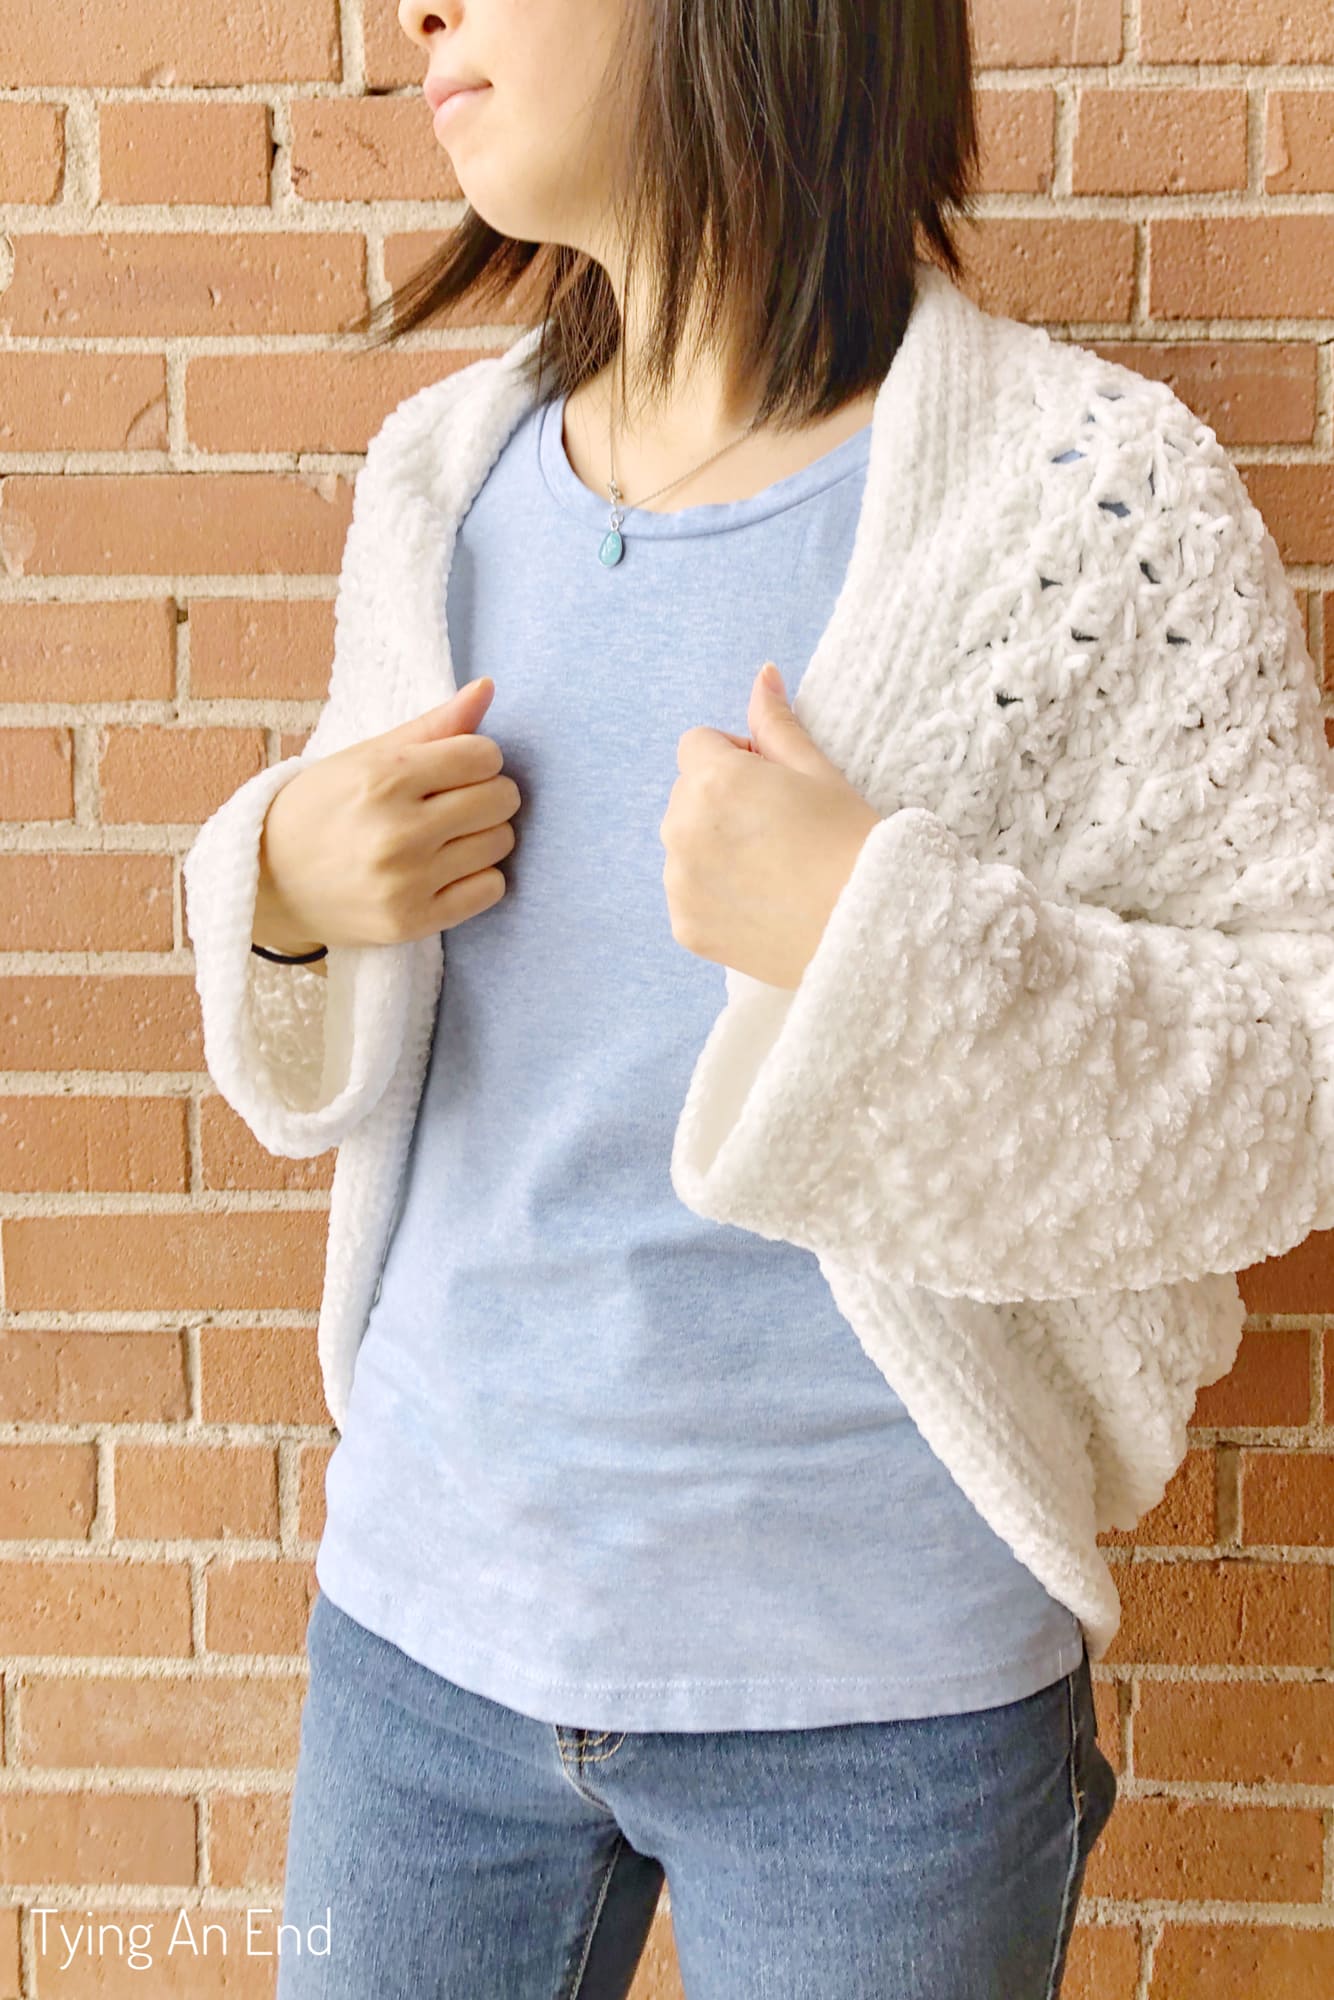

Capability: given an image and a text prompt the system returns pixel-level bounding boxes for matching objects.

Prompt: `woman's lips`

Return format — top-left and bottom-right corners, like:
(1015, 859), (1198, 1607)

(432, 84), (491, 136)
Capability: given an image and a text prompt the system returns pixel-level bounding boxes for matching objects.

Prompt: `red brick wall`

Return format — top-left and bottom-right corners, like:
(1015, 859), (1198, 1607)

(0, 3), (1331, 1996)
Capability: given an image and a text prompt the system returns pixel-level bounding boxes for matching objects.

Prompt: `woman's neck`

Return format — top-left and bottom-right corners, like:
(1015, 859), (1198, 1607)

(560, 364), (878, 514)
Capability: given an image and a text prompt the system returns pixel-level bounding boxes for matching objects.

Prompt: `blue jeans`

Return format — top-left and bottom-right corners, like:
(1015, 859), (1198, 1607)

(276, 1590), (1117, 1999)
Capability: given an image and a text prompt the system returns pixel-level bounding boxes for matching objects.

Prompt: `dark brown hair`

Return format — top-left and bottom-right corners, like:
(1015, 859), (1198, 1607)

(348, 0), (979, 427)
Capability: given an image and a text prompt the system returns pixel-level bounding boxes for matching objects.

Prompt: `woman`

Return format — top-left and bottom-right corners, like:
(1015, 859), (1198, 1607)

(181, 1), (1334, 1995)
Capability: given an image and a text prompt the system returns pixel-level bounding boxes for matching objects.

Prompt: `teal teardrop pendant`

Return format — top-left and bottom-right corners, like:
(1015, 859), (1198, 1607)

(601, 480), (626, 567)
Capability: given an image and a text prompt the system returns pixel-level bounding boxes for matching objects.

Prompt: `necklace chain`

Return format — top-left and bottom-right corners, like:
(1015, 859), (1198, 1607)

(599, 366), (763, 565)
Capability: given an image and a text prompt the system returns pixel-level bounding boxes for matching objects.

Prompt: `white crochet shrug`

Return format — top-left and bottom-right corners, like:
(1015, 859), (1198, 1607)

(182, 260), (1334, 1662)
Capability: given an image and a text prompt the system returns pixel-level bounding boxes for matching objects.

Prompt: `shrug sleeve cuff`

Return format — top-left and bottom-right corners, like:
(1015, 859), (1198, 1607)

(669, 804), (1333, 1300)
(181, 756), (412, 1159)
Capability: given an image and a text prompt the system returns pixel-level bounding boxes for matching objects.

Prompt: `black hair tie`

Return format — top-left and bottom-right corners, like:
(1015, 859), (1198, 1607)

(250, 941), (329, 964)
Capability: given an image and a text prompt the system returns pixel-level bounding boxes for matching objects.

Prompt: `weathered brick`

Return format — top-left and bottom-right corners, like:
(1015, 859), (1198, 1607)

(0, 6), (342, 87)
(0, 233), (364, 339)
(100, 100), (271, 207)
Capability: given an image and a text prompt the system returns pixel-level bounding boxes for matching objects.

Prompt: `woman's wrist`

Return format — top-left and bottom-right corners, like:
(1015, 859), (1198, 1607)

(253, 822), (326, 961)
(251, 895), (328, 960)
(254, 776), (322, 939)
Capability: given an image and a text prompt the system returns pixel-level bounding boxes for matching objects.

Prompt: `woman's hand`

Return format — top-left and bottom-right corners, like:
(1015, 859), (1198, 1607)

(255, 677), (522, 954)
(659, 662), (882, 989)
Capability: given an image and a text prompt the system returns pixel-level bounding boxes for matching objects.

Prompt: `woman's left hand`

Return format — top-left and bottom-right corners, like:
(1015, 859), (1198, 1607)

(659, 661), (882, 989)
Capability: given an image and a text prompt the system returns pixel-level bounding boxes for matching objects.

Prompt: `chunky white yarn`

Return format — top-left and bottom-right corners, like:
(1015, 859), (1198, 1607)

(182, 261), (1334, 1662)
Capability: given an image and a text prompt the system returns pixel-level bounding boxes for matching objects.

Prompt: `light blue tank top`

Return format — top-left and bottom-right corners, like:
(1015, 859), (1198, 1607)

(314, 387), (1086, 1729)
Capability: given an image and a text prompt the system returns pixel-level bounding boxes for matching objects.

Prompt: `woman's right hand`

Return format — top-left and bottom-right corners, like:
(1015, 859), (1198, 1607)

(253, 676), (521, 955)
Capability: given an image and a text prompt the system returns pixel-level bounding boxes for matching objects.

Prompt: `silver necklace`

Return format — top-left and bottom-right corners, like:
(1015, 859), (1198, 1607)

(597, 372), (763, 568)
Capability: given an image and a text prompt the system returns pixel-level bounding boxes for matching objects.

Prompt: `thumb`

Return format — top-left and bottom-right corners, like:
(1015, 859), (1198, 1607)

(393, 676), (495, 745)
(746, 662), (835, 778)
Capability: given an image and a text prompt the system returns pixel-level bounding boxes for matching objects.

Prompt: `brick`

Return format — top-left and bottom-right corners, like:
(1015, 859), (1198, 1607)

(113, 1444), (278, 1540)
(1149, 1923), (1334, 1998)
(1191, 1326), (1312, 1429)
(185, 347), (481, 455)
(0, 6), (342, 87)
(198, 1326), (329, 1427)
(1104, 1557), (1328, 1666)
(0, 1096), (189, 1194)
(0, 1560), (192, 1656)
(1099, 1448), (1215, 1548)
(0, 1792), (196, 1886)
(1061, 1923), (1140, 2000)
(1135, 1677), (1334, 1787)
(0, 975), (200, 1073)
(289, 94), (459, 201)
(199, 1096), (335, 1193)
(0, 1331), (188, 1425)
(1265, 91), (1334, 194)
(202, 1558), (318, 1653)
(974, 88), (1056, 195)
(971, 0), (1122, 67)
(98, 724), (267, 824)
(0, 600), (175, 702)
(0, 727), (73, 820)
(295, 1444), (334, 1542)
(1, 1212), (327, 1315)
(0, 471), (352, 579)
(0, 854), (172, 952)
(1073, 88), (1247, 196)
(208, 1791), (290, 1888)
(632, 1911), (687, 2000)
(1082, 1795), (1323, 1904)
(1149, 217), (1334, 322)
(364, 3), (418, 89)
(1239, 1232), (1334, 1317)
(0, 1905), (18, 1998)
(1237, 463), (1334, 568)
(186, 596), (334, 703)
(1239, 1450), (1334, 1546)
(1087, 342), (1319, 447)
(954, 217), (1137, 323)
(0, 351), (167, 451)
(1141, 0), (1334, 64)
(0, 100), (63, 202)
(17, 1671), (302, 1769)
(100, 100), (271, 207)
(0, 1444), (96, 1538)
(0, 233), (365, 338)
